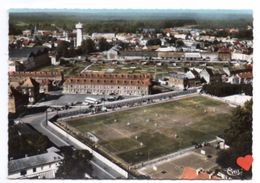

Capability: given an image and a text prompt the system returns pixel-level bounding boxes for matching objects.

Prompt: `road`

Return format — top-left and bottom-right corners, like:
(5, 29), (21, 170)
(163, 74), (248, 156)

(19, 111), (123, 179)
(81, 63), (94, 73)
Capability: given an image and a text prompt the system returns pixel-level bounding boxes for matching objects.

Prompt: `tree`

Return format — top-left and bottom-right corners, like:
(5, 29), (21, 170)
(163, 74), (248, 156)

(56, 41), (71, 58)
(217, 100), (252, 179)
(146, 38), (161, 46)
(56, 149), (93, 179)
(98, 38), (112, 51)
(202, 83), (252, 97)
(176, 39), (184, 47)
(9, 23), (22, 35)
(80, 39), (96, 54)
(8, 125), (52, 159)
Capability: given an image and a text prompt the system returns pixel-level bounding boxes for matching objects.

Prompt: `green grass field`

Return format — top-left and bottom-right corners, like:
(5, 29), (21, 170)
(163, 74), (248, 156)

(66, 96), (233, 165)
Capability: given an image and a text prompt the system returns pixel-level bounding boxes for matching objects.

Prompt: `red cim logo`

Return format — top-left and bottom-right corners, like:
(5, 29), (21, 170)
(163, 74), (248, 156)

(236, 155), (253, 171)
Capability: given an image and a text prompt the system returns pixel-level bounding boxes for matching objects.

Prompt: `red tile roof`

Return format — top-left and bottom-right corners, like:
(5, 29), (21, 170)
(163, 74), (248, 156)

(179, 167), (220, 180)
(64, 73), (152, 87)
(238, 72), (253, 79)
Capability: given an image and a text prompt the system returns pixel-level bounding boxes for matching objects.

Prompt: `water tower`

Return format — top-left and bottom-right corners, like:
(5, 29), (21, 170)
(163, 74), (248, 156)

(75, 22), (83, 47)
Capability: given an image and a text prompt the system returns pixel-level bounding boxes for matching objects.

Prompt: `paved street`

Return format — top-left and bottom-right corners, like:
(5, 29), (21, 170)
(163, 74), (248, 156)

(33, 93), (135, 107)
(19, 111), (124, 179)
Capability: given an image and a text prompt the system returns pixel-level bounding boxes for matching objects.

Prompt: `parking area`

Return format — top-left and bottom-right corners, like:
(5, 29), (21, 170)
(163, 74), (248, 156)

(34, 93), (134, 107)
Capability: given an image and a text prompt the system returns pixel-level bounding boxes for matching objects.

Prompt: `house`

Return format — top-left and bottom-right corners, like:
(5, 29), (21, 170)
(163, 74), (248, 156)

(185, 69), (203, 87)
(179, 167), (221, 180)
(231, 52), (253, 63)
(168, 69), (203, 89)
(8, 61), (24, 72)
(106, 45), (120, 60)
(201, 52), (218, 61)
(167, 72), (186, 89)
(8, 151), (63, 179)
(92, 33), (115, 42)
(200, 68), (224, 84)
(20, 77), (39, 104)
(22, 30), (32, 37)
(8, 85), (27, 115)
(119, 50), (157, 59)
(237, 72), (253, 84)
(9, 71), (64, 92)
(223, 65), (253, 84)
(9, 47), (51, 71)
(157, 50), (184, 60)
(218, 48), (231, 61)
(184, 52), (201, 61)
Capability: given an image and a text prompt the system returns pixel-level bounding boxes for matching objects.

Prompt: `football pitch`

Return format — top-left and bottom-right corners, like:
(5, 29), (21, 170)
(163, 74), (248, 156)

(65, 96), (233, 165)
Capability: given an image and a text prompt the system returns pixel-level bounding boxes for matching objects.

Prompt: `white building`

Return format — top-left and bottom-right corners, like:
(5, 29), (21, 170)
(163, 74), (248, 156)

(8, 150), (63, 179)
(201, 52), (218, 61)
(50, 55), (60, 66)
(105, 45), (120, 60)
(184, 52), (201, 60)
(231, 52), (253, 63)
(75, 22), (83, 47)
(174, 34), (186, 40)
(92, 33), (115, 42)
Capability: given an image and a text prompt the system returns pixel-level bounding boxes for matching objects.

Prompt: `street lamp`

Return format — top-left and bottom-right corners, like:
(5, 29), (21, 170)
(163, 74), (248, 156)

(45, 109), (48, 126)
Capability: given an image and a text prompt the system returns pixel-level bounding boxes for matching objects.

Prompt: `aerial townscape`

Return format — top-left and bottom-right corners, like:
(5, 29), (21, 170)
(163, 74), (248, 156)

(8, 9), (253, 180)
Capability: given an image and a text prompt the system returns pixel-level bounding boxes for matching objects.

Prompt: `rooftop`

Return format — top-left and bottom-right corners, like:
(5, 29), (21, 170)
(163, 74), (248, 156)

(9, 47), (48, 59)
(8, 151), (63, 174)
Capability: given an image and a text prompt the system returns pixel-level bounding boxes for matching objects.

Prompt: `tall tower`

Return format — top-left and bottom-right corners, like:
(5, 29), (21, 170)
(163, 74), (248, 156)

(75, 22), (83, 47)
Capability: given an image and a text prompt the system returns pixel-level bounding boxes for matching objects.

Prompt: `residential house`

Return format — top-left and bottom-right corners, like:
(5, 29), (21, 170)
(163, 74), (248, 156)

(9, 47), (51, 71)
(106, 45), (120, 60)
(167, 72), (187, 89)
(231, 52), (253, 63)
(218, 48), (231, 61)
(179, 167), (221, 180)
(9, 71), (64, 93)
(8, 150), (63, 179)
(185, 69), (203, 87)
(8, 85), (27, 115)
(201, 52), (218, 61)
(184, 52), (202, 61)
(200, 68), (224, 84)
(157, 51), (184, 60)
(223, 65), (253, 84)
(20, 77), (39, 104)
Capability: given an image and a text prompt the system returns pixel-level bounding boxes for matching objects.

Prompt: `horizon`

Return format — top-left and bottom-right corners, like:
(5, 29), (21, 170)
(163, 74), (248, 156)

(9, 9), (252, 14)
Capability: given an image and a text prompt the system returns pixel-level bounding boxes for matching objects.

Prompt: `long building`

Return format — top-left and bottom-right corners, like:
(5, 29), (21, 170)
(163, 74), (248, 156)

(9, 71), (64, 93)
(63, 72), (152, 96)
(9, 71), (64, 82)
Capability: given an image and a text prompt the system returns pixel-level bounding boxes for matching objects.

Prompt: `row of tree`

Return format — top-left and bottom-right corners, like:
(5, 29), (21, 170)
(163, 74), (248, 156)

(8, 124), (52, 159)
(56, 37), (112, 58)
(56, 147), (93, 179)
(202, 83), (252, 97)
(217, 100), (252, 179)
